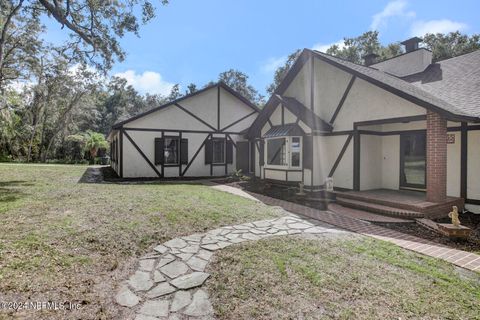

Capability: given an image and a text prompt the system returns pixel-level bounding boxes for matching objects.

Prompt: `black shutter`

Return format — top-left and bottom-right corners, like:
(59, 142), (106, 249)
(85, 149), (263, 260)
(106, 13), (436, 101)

(180, 138), (188, 164)
(154, 138), (164, 165)
(205, 138), (212, 164)
(303, 135), (313, 169)
(226, 140), (233, 164)
(259, 140), (265, 166)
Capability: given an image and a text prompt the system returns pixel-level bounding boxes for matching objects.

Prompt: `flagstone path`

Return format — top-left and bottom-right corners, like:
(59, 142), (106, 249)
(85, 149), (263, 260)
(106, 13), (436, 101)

(115, 214), (348, 320)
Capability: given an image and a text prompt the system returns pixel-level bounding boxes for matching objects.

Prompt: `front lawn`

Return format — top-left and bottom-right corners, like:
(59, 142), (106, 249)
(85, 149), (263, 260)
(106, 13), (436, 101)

(206, 235), (480, 320)
(0, 164), (282, 319)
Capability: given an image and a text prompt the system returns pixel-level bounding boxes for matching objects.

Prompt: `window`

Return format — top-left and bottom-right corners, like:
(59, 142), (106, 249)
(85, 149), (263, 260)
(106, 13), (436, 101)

(164, 138), (179, 165)
(267, 138), (287, 166)
(212, 139), (225, 164)
(291, 137), (301, 167)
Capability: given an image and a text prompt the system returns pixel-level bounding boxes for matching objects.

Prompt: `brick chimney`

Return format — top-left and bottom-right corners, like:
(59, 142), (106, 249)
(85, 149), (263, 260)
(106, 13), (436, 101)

(401, 37), (422, 53)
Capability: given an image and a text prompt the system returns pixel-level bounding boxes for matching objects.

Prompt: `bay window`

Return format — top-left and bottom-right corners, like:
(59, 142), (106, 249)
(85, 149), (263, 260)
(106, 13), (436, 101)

(265, 136), (302, 169)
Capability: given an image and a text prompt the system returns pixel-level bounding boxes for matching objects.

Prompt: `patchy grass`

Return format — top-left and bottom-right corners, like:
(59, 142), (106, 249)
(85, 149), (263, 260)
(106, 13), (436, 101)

(0, 164), (282, 319)
(206, 235), (480, 320)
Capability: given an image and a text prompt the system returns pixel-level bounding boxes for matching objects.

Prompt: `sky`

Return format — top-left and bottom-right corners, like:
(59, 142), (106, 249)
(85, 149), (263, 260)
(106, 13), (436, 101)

(43, 0), (480, 97)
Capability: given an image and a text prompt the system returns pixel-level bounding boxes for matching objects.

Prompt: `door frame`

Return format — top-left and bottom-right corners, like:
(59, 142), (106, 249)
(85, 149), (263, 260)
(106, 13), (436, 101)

(399, 130), (427, 190)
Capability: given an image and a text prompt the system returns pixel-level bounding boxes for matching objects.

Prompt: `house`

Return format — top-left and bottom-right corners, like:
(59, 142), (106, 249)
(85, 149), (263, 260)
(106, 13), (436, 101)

(247, 38), (480, 216)
(110, 38), (480, 217)
(108, 82), (259, 178)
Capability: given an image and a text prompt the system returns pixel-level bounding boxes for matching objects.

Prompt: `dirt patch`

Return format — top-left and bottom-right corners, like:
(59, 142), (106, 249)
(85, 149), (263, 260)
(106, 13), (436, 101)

(206, 235), (480, 320)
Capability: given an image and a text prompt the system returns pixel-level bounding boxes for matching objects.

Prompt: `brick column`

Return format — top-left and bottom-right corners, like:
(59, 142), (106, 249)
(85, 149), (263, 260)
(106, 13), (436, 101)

(426, 111), (447, 202)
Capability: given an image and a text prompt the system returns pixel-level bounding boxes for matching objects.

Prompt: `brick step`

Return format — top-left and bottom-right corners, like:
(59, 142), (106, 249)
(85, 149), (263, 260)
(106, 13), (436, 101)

(334, 191), (424, 212)
(336, 197), (424, 219)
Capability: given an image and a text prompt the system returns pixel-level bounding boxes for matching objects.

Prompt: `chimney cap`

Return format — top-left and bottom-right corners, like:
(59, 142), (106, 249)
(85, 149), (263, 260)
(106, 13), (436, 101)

(362, 52), (379, 66)
(400, 36), (423, 46)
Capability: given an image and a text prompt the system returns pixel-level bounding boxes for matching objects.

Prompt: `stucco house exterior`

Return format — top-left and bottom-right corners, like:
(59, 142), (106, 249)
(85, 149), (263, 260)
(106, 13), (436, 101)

(109, 82), (259, 178)
(110, 38), (480, 216)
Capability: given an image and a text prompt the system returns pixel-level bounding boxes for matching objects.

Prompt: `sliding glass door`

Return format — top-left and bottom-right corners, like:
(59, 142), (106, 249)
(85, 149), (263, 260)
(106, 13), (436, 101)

(400, 132), (426, 189)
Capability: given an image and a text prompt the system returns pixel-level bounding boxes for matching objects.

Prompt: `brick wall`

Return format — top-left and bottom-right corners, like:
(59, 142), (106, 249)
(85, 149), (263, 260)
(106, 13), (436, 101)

(426, 111), (447, 202)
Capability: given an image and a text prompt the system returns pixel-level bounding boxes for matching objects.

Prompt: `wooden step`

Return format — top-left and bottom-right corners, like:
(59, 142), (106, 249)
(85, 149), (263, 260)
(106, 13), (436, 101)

(336, 197), (424, 219)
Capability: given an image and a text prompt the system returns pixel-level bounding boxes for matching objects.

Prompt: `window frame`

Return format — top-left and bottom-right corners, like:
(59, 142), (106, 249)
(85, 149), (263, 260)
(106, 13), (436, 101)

(264, 136), (302, 170)
(163, 136), (180, 166)
(212, 138), (226, 164)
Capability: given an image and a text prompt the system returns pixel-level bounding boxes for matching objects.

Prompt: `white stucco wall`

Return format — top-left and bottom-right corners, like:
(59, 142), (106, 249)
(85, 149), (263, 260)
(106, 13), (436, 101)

(467, 130), (480, 200)
(117, 85), (257, 178)
(334, 78), (426, 131)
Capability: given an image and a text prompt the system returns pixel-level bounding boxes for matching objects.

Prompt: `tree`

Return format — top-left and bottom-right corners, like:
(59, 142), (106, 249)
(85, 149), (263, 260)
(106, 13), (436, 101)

(186, 83), (197, 95)
(83, 130), (108, 160)
(0, 0), (169, 77)
(266, 49), (301, 95)
(167, 84), (181, 101)
(423, 31), (480, 62)
(325, 31), (402, 64)
(218, 69), (264, 106)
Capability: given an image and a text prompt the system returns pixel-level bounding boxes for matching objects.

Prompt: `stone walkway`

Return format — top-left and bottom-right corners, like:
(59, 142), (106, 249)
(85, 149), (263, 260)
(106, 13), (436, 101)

(209, 184), (480, 273)
(115, 215), (347, 319)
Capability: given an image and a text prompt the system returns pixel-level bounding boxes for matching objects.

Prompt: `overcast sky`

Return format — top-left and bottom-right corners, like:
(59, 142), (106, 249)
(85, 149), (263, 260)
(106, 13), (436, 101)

(43, 0), (480, 97)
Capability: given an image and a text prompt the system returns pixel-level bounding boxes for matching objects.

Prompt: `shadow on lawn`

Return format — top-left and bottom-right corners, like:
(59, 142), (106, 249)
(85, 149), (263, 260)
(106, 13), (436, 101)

(0, 181), (30, 205)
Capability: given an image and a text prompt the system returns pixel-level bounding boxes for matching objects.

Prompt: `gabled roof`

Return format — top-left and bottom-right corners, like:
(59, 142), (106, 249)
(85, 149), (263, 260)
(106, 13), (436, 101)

(403, 50), (480, 118)
(311, 50), (480, 122)
(112, 81), (260, 129)
(307, 49), (480, 121)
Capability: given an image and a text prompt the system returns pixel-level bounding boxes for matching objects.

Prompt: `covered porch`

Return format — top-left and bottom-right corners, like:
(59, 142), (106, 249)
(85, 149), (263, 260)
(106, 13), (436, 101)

(333, 188), (464, 219)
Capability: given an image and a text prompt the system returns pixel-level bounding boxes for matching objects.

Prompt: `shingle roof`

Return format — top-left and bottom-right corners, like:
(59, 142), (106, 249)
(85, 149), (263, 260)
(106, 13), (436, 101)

(311, 50), (480, 122)
(263, 123), (304, 138)
(402, 50), (480, 118)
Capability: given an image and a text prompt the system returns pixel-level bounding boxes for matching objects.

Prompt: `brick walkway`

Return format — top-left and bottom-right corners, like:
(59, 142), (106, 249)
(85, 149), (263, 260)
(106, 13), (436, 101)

(208, 183), (480, 273)
(328, 203), (412, 223)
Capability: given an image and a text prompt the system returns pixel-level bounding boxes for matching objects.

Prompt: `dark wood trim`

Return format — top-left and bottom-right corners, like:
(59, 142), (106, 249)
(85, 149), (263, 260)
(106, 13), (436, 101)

(226, 134), (237, 149)
(316, 130), (354, 136)
(310, 133), (314, 190)
(182, 134), (210, 176)
(285, 170), (288, 181)
(119, 128), (124, 178)
(217, 86), (221, 130)
(267, 119), (273, 127)
(353, 129), (360, 191)
(359, 129), (426, 136)
(220, 111), (257, 132)
(113, 82), (260, 129)
(281, 104), (285, 125)
(466, 199), (480, 205)
(328, 134), (353, 178)
(224, 133), (228, 175)
(310, 55), (314, 111)
(161, 131), (164, 176)
(174, 103), (217, 132)
(354, 115), (426, 129)
(311, 51), (480, 123)
(123, 127), (244, 135)
(330, 75), (356, 124)
(264, 167), (303, 172)
(123, 130), (162, 178)
(460, 122), (468, 199)
(179, 132), (183, 176)
(467, 125), (480, 131)
(333, 186), (353, 192)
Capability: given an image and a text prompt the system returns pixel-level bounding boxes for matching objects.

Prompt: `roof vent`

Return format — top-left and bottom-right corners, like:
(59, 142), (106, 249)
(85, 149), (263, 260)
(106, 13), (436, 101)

(401, 37), (422, 53)
(362, 53), (379, 66)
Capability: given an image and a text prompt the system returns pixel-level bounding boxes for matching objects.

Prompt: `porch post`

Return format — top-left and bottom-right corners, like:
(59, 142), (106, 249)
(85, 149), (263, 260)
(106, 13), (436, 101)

(426, 110), (447, 202)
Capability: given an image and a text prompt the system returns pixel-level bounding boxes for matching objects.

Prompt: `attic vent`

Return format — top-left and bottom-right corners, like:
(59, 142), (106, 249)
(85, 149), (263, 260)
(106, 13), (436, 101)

(401, 37), (422, 53)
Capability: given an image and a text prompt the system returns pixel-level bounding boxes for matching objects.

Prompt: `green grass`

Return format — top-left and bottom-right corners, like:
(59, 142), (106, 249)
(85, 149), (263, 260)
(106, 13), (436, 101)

(0, 164), (282, 319)
(206, 235), (480, 320)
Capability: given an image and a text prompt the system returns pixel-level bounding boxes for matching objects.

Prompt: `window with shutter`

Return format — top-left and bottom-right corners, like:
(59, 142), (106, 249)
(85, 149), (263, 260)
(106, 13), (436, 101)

(154, 138), (164, 165)
(205, 138), (213, 164)
(226, 140), (233, 164)
(180, 139), (188, 164)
